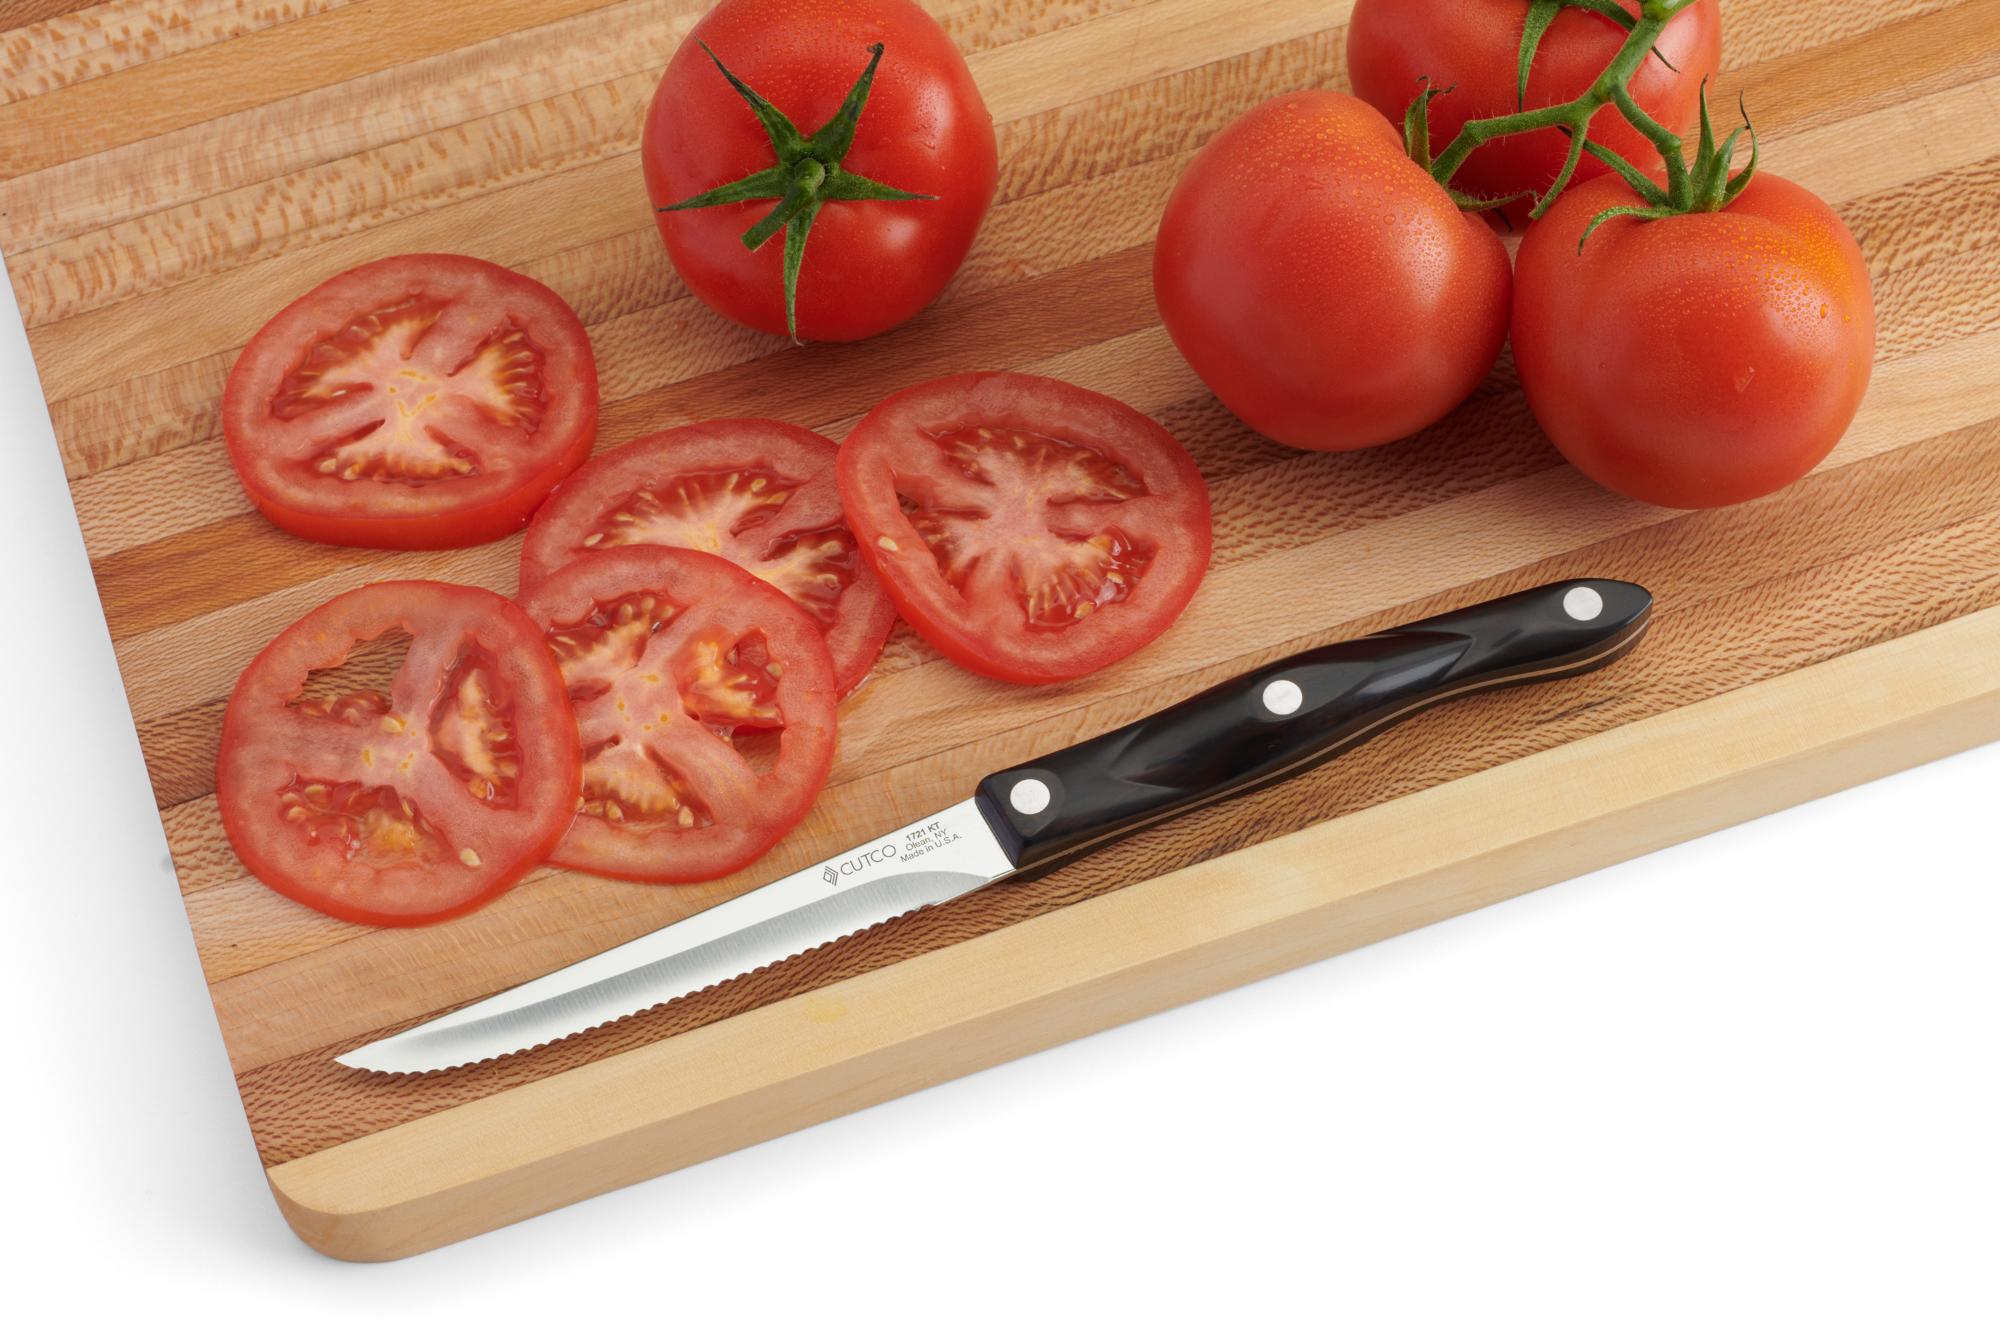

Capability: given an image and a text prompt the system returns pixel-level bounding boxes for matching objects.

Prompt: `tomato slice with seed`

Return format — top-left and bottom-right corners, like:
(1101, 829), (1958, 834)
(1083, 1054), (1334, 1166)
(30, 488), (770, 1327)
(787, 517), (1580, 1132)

(838, 372), (1213, 684)
(223, 254), (599, 549)
(518, 547), (838, 883)
(520, 420), (895, 695)
(216, 581), (582, 926)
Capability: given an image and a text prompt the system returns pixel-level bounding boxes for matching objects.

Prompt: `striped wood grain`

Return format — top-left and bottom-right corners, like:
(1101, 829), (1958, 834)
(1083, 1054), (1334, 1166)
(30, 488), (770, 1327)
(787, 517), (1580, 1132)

(7, 0), (1998, 1200)
(264, 603), (2000, 1259)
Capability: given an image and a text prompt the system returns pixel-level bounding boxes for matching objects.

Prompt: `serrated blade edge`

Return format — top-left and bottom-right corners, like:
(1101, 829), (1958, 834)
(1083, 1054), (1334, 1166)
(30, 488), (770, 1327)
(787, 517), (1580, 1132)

(336, 798), (1014, 1074)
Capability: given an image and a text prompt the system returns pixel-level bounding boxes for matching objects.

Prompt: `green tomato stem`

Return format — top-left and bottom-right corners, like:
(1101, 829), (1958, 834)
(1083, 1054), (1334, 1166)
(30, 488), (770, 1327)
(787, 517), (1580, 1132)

(658, 39), (935, 342)
(1421, 0), (1720, 222)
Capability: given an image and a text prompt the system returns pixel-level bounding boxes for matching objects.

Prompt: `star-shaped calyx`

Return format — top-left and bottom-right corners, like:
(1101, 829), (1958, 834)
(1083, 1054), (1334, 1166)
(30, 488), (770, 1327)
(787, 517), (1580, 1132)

(659, 41), (936, 342)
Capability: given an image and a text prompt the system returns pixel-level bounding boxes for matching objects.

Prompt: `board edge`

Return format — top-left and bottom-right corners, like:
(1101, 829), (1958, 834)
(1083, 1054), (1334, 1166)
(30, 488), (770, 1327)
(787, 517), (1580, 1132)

(266, 605), (2000, 1261)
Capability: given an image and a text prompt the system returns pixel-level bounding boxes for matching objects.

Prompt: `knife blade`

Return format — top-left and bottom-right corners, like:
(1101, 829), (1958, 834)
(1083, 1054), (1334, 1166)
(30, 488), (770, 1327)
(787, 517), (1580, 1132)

(338, 578), (1652, 1074)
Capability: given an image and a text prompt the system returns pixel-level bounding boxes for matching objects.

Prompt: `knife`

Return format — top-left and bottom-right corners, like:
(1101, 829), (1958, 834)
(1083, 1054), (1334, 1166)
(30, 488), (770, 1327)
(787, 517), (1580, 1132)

(338, 578), (1652, 1074)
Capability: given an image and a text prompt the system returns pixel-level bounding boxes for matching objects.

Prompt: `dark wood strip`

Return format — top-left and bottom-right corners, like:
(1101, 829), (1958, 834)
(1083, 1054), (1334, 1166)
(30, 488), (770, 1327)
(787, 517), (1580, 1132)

(92, 119), (1997, 649)
(133, 366), (1553, 810)
(236, 419), (2000, 1164)
(28, 3), (1957, 472)
(90, 243), (1160, 640)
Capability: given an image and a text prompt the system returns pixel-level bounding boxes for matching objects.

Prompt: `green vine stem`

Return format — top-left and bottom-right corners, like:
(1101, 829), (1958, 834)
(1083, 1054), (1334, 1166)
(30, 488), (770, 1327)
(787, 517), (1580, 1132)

(1411, 0), (1721, 224)
(1575, 84), (1757, 247)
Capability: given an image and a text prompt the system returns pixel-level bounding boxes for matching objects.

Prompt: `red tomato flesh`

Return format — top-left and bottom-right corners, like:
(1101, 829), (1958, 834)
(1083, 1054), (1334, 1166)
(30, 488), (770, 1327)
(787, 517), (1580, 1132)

(839, 372), (1212, 684)
(217, 581), (582, 926)
(520, 420), (896, 695)
(224, 254), (599, 549)
(519, 548), (838, 883)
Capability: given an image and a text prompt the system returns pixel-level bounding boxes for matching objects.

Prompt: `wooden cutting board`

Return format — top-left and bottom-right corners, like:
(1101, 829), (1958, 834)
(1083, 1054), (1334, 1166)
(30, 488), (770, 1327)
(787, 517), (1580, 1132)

(6, 0), (1998, 1260)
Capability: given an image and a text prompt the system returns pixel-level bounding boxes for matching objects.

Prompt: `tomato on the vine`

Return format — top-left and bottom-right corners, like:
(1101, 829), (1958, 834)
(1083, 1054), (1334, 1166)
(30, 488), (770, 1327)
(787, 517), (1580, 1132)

(1513, 170), (1875, 509)
(642, 0), (997, 342)
(1153, 90), (1511, 453)
(1346, 0), (1722, 226)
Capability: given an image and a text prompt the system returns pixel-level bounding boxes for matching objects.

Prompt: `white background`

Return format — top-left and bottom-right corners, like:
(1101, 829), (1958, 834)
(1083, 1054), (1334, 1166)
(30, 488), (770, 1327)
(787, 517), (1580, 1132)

(1, 273), (1993, 1329)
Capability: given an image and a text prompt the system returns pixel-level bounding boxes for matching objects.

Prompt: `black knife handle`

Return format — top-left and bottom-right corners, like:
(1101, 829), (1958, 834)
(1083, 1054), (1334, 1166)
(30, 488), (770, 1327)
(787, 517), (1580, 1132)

(974, 579), (1652, 874)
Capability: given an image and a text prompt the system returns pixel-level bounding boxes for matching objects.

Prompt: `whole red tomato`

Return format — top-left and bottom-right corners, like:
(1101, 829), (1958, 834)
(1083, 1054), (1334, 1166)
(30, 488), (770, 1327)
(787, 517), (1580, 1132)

(1153, 90), (1511, 452)
(1347, 0), (1722, 224)
(643, 0), (997, 342)
(1513, 171), (1876, 509)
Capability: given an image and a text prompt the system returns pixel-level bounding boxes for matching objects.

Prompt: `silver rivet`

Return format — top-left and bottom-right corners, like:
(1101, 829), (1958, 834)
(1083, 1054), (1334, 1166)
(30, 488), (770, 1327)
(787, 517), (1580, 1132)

(1562, 585), (1605, 621)
(1010, 778), (1051, 816)
(1262, 679), (1304, 715)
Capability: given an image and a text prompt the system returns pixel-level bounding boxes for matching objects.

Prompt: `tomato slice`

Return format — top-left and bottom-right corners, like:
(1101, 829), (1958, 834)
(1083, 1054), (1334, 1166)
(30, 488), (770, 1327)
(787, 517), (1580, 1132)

(518, 547), (838, 883)
(837, 372), (1213, 684)
(223, 254), (599, 550)
(520, 420), (896, 695)
(216, 581), (582, 926)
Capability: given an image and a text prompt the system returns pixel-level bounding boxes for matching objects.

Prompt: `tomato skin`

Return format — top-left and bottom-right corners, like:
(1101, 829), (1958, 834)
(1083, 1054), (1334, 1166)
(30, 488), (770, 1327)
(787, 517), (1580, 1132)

(1153, 91), (1511, 453)
(224, 254), (599, 550)
(1346, 0), (1722, 226)
(642, 0), (997, 342)
(520, 547), (837, 884)
(1512, 172), (1876, 509)
(520, 419), (897, 696)
(839, 372), (1212, 685)
(217, 581), (582, 927)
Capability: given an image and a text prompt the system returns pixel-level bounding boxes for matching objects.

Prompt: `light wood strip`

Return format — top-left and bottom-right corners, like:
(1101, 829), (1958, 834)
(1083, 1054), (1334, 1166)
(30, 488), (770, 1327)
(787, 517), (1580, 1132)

(145, 430), (2000, 1032)
(46, 349), (232, 482)
(6, 0), (1926, 340)
(128, 346), (1297, 813)
(8, 0), (1180, 330)
(1712, 0), (1965, 68)
(101, 312), (2000, 738)
(19, 0), (1352, 402)
(234, 504), (2000, 1162)
(0, 0), (357, 103)
(192, 390), (2000, 1074)
(182, 414), (2000, 1002)
(77, 202), (2000, 818)
(972, 0), (1335, 123)
(154, 372), (1542, 885)
(1761, 77), (2000, 211)
(0, 0), (694, 250)
(25, 3), (1964, 503)
(1708, 0), (2000, 142)
(28, 152), (653, 404)
(32, 25), (1345, 476)
(27, 26), (1344, 478)
(12, 69), (658, 329)
(0, 0), (639, 178)
(64, 241), (1157, 558)
(262, 603), (2000, 1258)
(141, 161), (2000, 992)
(0, 0), (1170, 257)
(48, 52), (1999, 530)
